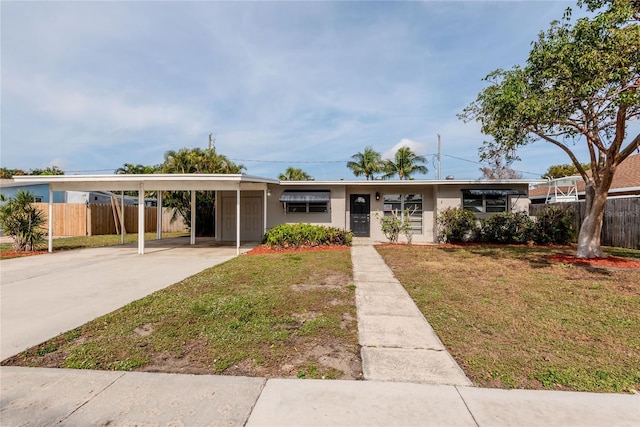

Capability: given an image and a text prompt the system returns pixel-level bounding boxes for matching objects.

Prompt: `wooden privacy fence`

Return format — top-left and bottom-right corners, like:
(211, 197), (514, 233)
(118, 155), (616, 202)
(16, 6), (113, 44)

(34, 203), (188, 237)
(529, 197), (640, 250)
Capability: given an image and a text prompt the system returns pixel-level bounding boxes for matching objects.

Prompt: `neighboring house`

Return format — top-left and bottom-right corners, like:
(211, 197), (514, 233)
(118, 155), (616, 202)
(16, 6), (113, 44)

(13, 174), (540, 251)
(529, 153), (640, 204)
(0, 180), (151, 206)
(0, 179), (66, 203)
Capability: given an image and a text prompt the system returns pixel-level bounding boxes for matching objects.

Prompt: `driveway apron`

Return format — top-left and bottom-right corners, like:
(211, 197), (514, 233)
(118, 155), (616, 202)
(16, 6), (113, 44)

(0, 238), (250, 360)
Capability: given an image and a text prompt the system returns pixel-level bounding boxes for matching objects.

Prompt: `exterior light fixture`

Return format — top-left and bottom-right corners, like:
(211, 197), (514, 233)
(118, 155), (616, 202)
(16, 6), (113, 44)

(375, 192), (380, 201)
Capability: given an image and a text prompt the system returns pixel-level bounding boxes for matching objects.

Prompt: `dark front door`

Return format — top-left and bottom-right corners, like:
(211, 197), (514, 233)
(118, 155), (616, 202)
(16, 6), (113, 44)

(350, 194), (370, 237)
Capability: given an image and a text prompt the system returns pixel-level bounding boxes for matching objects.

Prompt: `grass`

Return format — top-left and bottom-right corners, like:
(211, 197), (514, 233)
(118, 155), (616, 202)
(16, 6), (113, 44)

(0, 232), (188, 258)
(376, 244), (640, 393)
(3, 249), (360, 379)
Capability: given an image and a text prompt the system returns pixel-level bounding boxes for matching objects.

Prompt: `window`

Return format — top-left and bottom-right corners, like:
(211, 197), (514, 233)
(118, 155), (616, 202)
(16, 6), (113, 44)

(383, 193), (423, 234)
(279, 190), (330, 213)
(33, 196), (43, 203)
(286, 201), (328, 213)
(461, 189), (524, 213)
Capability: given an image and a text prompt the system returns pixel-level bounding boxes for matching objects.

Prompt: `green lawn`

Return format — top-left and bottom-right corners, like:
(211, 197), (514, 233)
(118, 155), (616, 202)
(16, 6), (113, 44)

(377, 245), (640, 393)
(2, 249), (361, 379)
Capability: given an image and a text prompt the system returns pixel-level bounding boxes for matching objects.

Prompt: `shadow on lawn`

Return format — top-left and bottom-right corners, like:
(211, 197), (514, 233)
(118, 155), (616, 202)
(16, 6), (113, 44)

(436, 244), (566, 270)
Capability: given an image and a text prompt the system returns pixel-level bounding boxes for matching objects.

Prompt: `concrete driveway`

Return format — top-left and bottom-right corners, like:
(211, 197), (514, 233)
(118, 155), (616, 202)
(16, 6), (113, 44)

(0, 237), (253, 360)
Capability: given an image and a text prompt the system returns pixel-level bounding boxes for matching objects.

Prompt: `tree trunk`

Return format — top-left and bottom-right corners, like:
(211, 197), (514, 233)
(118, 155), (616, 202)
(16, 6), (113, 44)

(575, 183), (607, 258)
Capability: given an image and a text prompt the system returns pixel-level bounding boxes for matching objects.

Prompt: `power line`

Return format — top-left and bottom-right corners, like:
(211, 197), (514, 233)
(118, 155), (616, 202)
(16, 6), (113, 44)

(230, 158), (349, 164)
(443, 154), (543, 177)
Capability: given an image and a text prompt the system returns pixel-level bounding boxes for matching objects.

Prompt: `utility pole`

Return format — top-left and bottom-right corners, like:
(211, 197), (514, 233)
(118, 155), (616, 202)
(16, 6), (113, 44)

(437, 134), (441, 180)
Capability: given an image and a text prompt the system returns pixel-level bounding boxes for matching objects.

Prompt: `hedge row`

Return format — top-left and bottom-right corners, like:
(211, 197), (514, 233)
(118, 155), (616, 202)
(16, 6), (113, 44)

(437, 207), (576, 245)
(262, 223), (353, 248)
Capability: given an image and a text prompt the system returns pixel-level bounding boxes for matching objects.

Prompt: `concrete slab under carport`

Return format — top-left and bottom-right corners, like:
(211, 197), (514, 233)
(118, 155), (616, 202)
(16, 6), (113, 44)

(0, 237), (255, 360)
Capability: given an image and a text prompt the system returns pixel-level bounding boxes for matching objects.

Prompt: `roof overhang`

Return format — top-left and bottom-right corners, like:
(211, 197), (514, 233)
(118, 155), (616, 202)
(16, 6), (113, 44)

(11, 174), (280, 192)
(278, 179), (544, 186)
(462, 188), (527, 196)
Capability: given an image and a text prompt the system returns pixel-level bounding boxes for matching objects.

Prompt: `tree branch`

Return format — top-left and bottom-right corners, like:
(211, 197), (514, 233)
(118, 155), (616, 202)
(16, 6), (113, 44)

(532, 131), (591, 179)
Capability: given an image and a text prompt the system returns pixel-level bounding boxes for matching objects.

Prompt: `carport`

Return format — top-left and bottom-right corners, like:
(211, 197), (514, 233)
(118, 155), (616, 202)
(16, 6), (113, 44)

(12, 174), (278, 255)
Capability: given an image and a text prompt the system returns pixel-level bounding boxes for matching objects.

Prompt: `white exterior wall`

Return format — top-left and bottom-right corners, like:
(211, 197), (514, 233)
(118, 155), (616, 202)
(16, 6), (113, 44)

(350, 185), (436, 244)
(266, 184), (346, 230)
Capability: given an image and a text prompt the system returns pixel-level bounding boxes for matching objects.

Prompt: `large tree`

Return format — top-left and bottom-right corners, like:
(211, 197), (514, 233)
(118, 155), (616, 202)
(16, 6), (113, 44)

(460, 0), (640, 258)
(382, 146), (428, 180)
(347, 146), (384, 180)
(279, 167), (311, 181)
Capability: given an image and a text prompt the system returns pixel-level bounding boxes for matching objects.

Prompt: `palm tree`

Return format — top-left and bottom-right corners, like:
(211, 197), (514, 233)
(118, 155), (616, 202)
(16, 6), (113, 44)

(160, 147), (245, 236)
(383, 146), (428, 180)
(347, 146), (384, 180)
(115, 163), (157, 174)
(279, 167), (311, 181)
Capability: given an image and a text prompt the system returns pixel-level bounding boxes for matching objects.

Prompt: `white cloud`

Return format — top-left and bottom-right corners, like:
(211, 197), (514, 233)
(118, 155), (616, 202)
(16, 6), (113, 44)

(382, 138), (429, 160)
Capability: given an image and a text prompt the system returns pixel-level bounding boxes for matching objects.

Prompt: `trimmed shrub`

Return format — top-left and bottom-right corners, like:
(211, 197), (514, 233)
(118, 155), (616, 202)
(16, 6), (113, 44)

(436, 207), (478, 243)
(479, 212), (536, 244)
(262, 223), (352, 248)
(533, 207), (576, 245)
(0, 190), (46, 251)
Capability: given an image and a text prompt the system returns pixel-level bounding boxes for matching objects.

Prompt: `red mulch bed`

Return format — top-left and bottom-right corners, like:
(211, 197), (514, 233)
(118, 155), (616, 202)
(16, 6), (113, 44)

(246, 245), (350, 255)
(548, 254), (640, 269)
(1, 250), (47, 258)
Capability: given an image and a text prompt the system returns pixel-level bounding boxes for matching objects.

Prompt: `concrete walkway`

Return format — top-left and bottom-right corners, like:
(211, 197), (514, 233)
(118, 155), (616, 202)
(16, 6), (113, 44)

(351, 244), (472, 386)
(0, 237), (253, 360)
(1, 242), (639, 426)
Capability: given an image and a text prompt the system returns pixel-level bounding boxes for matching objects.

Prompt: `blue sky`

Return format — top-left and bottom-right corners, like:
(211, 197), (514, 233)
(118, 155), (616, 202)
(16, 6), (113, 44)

(1, 1), (607, 180)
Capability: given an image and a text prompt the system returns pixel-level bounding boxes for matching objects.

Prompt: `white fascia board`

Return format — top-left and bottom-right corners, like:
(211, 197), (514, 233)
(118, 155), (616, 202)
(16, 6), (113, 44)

(279, 179), (545, 186)
(13, 174), (278, 192)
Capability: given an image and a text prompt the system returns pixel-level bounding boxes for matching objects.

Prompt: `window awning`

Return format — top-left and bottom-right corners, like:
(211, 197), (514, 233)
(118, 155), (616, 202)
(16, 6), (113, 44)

(462, 189), (527, 196)
(279, 190), (330, 202)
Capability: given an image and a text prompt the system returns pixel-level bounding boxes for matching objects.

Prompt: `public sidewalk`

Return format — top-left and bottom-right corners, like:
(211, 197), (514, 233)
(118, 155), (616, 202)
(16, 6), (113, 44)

(1, 366), (638, 426)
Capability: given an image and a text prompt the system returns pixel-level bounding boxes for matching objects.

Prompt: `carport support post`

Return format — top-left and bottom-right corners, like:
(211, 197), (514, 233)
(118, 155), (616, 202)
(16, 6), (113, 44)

(156, 190), (162, 240)
(48, 186), (53, 253)
(138, 183), (145, 255)
(190, 190), (196, 245)
(263, 187), (268, 236)
(120, 191), (125, 245)
(236, 186), (241, 255)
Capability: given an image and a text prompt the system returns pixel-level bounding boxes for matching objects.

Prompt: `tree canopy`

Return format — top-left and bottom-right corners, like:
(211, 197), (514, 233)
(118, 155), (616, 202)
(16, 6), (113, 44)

(346, 146), (384, 180)
(542, 163), (592, 180)
(279, 167), (311, 181)
(382, 146), (428, 180)
(460, 0), (639, 258)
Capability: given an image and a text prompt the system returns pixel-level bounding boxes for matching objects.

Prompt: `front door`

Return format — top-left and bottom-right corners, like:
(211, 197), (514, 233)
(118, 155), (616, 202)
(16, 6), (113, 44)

(350, 194), (370, 237)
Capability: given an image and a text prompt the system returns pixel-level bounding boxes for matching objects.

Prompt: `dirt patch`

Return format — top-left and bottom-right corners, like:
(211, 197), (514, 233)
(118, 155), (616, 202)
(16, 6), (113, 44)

(549, 254), (640, 269)
(247, 245), (350, 255)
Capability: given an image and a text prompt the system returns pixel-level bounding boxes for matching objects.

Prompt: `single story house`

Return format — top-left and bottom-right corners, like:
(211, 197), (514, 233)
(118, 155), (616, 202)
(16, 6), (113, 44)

(11, 174), (542, 255)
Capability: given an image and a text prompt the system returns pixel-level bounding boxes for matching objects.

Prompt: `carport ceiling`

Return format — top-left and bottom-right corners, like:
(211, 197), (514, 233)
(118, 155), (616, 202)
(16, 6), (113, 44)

(12, 174), (279, 191)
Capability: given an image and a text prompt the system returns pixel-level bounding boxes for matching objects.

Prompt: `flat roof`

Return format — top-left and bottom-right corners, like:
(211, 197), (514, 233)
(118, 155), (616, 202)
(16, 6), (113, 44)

(9, 174), (545, 192)
(11, 174), (279, 192)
